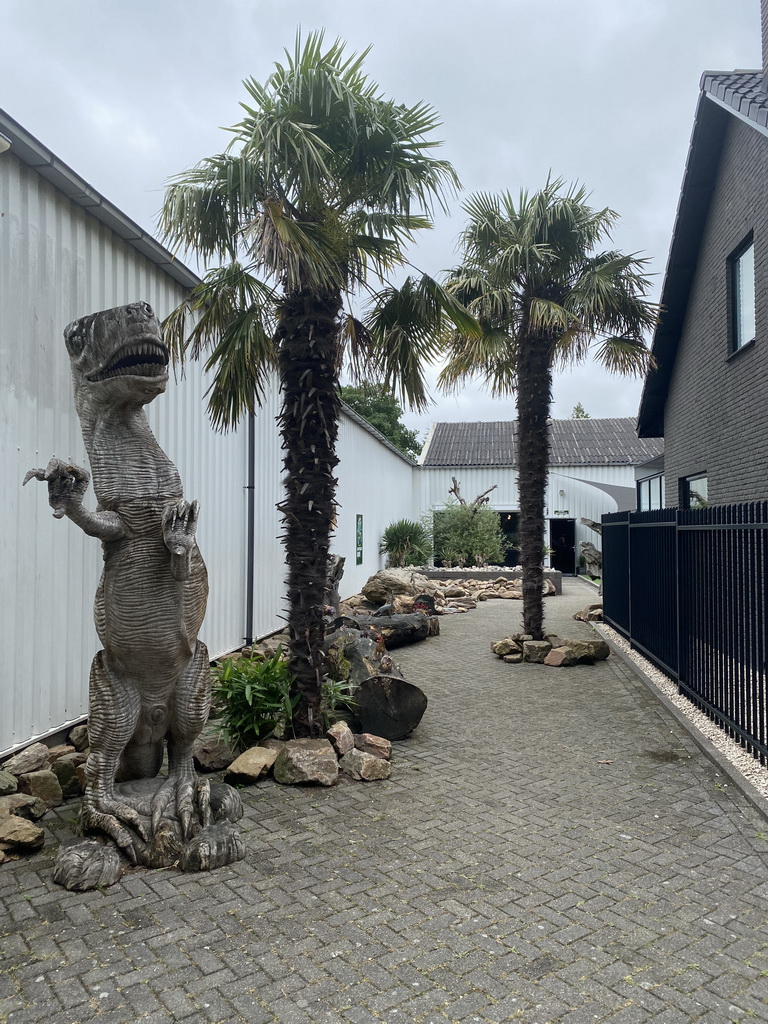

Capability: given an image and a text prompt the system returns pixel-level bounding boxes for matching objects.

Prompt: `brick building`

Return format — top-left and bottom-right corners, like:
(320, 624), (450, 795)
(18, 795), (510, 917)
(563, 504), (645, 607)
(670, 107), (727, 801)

(637, 8), (768, 507)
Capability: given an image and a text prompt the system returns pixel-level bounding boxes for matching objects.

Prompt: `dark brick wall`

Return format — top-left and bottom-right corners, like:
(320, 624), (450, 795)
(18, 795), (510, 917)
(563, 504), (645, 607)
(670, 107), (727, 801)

(664, 116), (768, 505)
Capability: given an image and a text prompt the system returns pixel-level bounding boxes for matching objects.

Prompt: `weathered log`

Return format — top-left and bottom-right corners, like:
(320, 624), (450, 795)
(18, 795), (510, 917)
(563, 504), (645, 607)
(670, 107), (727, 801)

(347, 612), (432, 649)
(356, 675), (428, 740)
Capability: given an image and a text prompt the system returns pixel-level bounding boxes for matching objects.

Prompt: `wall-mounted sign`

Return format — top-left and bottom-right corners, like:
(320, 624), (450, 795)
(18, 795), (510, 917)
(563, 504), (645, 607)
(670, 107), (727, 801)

(355, 514), (363, 565)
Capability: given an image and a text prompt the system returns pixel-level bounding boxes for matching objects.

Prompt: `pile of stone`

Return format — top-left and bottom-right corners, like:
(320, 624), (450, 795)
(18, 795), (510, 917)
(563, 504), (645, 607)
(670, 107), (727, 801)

(573, 602), (603, 622)
(491, 633), (610, 667)
(344, 567), (556, 619)
(215, 722), (392, 787)
(0, 726), (89, 861)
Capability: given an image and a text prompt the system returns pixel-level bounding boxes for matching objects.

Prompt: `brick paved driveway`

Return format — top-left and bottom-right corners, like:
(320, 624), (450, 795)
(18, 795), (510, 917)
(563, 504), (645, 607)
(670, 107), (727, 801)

(2, 579), (768, 1024)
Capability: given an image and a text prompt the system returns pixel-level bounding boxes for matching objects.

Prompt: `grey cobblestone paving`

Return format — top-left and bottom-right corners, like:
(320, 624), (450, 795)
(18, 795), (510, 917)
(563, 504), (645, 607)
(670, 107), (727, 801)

(3, 579), (768, 1024)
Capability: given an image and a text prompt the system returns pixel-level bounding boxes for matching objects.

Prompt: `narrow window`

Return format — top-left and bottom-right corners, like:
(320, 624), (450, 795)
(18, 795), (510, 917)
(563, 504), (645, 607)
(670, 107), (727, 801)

(731, 238), (756, 351)
(681, 473), (708, 510)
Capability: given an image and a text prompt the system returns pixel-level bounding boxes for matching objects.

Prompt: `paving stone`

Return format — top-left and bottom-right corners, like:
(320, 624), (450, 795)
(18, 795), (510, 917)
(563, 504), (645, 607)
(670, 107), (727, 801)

(4, 581), (768, 1023)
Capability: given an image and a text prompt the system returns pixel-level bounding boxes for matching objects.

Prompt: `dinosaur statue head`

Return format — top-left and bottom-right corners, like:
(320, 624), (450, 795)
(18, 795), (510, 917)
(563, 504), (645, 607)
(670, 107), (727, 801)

(64, 302), (170, 409)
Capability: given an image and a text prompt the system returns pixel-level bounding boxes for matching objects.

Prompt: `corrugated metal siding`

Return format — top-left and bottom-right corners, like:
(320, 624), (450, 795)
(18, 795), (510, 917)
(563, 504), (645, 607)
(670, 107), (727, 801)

(246, 376), (286, 642)
(420, 464), (637, 556)
(334, 412), (419, 596)
(1, 152), (249, 754)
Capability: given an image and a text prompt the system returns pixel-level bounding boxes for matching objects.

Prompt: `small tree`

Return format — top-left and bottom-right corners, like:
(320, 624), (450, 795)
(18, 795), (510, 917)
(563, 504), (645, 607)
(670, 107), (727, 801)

(572, 402), (590, 419)
(380, 519), (432, 567)
(340, 381), (422, 459)
(433, 500), (508, 567)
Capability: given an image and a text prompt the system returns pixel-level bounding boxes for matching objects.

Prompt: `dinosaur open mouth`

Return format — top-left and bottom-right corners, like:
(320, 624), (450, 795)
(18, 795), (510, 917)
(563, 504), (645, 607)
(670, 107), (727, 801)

(90, 340), (170, 382)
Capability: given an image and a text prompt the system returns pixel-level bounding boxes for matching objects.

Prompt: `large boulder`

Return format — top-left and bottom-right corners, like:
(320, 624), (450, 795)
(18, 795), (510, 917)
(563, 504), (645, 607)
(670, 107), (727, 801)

(273, 739), (339, 786)
(224, 746), (278, 783)
(562, 637), (610, 663)
(194, 721), (240, 773)
(356, 675), (428, 740)
(18, 770), (63, 807)
(0, 770), (17, 797)
(350, 613), (432, 649)
(0, 815), (45, 851)
(3, 742), (50, 777)
(339, 749), (391, 781)
(362, 569), (436, 605)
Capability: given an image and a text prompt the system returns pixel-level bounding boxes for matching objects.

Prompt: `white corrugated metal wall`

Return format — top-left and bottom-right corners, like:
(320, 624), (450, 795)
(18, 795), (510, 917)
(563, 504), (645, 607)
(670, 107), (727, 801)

(1, 148), (249, 755)
(334, 412), (419, 597)
(420, 464), (638, 554)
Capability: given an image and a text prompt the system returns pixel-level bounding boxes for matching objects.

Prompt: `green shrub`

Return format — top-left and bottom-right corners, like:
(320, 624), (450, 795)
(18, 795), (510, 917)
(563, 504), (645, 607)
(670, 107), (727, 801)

(380, 518), (432, 567)
(212, 647), (299, 748)
(432, 499), (509, 567)
(212, 646), (359, 748)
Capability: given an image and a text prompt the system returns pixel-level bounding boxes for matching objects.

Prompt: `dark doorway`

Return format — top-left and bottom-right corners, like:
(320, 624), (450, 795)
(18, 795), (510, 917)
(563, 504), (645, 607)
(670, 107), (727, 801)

(497, 511), (520, 567)
(549, 518), (576, 574)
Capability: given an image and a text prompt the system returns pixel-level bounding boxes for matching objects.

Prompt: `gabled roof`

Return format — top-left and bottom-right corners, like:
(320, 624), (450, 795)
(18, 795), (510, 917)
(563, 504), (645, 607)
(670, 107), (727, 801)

(637, 71), (768, 437)
(421, 418), (663, 468)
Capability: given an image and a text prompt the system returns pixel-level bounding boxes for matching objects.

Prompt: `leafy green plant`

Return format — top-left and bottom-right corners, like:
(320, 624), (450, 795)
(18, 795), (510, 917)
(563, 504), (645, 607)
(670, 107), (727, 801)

(432, 499), (509, 567)
(212, 647), (299, 748)
(380, 518), (432, 567)
(320, 679), (358, 730)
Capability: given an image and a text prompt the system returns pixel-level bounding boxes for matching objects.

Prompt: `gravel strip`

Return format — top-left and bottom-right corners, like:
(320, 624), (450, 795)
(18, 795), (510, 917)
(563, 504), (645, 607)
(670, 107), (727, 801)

(597, 622), (768, 799)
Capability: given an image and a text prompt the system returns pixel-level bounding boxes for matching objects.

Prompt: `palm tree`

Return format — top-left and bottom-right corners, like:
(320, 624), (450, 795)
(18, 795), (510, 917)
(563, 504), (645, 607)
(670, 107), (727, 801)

(440, 180), (658, 640)
(159, 33), (469, 735)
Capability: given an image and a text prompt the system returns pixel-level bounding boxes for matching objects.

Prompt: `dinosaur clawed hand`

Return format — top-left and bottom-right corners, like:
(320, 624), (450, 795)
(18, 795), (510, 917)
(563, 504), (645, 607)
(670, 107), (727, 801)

(80, 791), (150, 865)
(162, 499), (199, 556)
(23, 457), (90, 519)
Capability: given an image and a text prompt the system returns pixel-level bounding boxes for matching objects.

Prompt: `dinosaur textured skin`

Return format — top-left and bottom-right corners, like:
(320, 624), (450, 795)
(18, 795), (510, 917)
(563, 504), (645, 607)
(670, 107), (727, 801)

(26, 302), (241, 868)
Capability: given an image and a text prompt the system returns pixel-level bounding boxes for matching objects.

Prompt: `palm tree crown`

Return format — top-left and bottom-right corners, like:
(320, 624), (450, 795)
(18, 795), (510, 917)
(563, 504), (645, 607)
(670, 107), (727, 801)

(440, 179), (658, 638)
(160, 33), (462, 733)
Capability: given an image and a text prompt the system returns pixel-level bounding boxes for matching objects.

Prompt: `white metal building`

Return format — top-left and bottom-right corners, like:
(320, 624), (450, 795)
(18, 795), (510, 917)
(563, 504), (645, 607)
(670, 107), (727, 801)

(0, 111), (418, 756)
(419, 420), (664, 570)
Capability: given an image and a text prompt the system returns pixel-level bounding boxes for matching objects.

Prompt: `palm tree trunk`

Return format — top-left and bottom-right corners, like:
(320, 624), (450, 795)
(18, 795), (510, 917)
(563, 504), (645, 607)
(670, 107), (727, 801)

(517, 329), (552, 640)
(277, 287), (342, 736)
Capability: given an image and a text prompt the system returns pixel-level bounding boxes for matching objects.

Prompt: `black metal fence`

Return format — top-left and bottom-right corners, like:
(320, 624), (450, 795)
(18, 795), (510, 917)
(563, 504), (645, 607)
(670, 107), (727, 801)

(602, 501), (768, 761)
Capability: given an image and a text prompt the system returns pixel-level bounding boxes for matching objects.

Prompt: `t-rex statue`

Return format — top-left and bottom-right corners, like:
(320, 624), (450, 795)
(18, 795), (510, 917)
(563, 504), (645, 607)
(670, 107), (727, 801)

(25, 302), (243, 880)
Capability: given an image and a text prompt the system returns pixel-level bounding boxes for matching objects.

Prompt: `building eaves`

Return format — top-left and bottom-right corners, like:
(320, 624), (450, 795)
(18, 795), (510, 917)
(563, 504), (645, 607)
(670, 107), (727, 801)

(340, 402), (418, 466)
(638, 71), (767, 438)
(0, 108), (200, 292)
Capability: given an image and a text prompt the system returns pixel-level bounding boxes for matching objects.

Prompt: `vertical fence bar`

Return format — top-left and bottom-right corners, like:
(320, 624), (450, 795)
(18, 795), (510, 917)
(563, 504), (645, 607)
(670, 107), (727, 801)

(603, 499), (768, 764)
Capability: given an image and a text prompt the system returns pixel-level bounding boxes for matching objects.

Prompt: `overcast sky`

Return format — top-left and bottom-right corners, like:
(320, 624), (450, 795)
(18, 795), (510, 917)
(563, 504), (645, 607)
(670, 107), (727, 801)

(4, 0), (761, 435)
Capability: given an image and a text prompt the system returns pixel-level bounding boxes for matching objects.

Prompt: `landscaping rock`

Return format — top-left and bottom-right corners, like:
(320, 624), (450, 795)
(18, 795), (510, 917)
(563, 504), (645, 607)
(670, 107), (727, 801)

(273, 739), (339, 786)
(0, 793), (48, 820)
(573, 603), (604, 622)
(18, 769), (63, 807)
(339, 749), (391, 781)
(522, 640), (552, 663)
(3, 742), (50, 776)
(491, 638), (522, 657)
(47, 744), (76, 762)
(53, 838), (124, 891)
(50, 756), (84, 799)
(503, 653), (523, 664)
(225, 746), (278, 783)
(563, 637), (610, 663)
(361, 568), (436, 604)
(261, 738), (287, 752)
(327, 721), (355, 757)
(0, 815), (45, 851)
(0, 770), (17, 796)
(194, 721), (240, 773)
(68, 724), (89, 751)
(544, 646), (579, 667)
(353, 733), (392, 760)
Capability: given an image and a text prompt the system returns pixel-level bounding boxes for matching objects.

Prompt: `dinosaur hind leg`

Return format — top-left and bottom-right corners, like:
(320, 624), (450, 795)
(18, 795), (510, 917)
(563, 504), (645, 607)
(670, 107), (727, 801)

(151, 640), (212, 840)
(80, 652), (148, 861)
